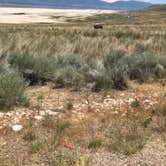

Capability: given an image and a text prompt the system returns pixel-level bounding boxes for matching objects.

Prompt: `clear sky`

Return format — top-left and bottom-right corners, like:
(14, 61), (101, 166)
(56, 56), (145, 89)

(102, 0), (166, 4)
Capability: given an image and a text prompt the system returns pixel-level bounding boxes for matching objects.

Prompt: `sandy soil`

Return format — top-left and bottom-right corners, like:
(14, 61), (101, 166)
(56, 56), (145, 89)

(0, 7), (117, 24)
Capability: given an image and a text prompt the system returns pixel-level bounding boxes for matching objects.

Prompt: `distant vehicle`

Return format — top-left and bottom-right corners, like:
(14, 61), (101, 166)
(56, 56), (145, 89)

(94, 23), (104, 29)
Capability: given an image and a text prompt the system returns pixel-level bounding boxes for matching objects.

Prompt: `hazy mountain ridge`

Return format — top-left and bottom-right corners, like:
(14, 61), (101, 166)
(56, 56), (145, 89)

(0, 0), (152, 10)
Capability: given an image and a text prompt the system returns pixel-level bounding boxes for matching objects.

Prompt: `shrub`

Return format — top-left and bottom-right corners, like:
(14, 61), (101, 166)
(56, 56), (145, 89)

(104, 49), (125, 68)
(156, 103), (166, 132)
(158, 56), (166, 68)
(66, 101), (74, 111)
(0, 72), (26, 109)
(134, 43), (148, 54)
(54, 66), (84, 87)
(56, 121), (71, 135)
(154, 64), (165, 78)
(126, 52), (159, 82)
(9, 51), (56, 85)
(0, 53), (10, 73)
(88, 138), (102, 149)
(6, 50), (166, 91)
(110, 65), (128, 90)
(131, 98), (140, 108)
(103, 50), (128, 90)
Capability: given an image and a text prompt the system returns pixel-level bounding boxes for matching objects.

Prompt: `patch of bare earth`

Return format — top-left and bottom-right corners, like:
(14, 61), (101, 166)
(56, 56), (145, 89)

(0, 81), (166, 165)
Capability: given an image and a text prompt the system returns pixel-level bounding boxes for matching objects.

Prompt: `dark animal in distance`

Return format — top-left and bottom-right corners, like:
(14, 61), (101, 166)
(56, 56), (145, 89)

(94, 23), (104, 29)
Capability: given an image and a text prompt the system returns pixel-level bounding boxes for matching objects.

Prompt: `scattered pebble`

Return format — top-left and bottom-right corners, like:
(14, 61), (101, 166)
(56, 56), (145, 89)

(34, 115), (43, 121)
(12, 125), (23, 132)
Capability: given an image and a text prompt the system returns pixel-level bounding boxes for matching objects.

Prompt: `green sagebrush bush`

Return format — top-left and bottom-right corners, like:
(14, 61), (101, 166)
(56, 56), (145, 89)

(0, 72), (26, 109)
(9, 51), (56, 84)
(7, 50), (166, 91)
(120, 52), (160, 82)
(103, 50), (128, 90)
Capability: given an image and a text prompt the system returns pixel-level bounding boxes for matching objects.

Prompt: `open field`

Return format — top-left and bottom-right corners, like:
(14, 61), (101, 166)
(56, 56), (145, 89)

(0, 7), (116, 24)
(0, 5), (166, 166)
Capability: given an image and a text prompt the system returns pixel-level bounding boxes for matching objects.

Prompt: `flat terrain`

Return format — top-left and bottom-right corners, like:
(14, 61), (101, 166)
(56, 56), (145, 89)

(0, 7), (116, 24)
(0, 5), (166, 166)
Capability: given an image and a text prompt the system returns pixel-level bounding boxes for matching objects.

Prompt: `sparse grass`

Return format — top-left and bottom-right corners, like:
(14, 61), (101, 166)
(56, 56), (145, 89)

(88, 138), (102, 150)
(131, 98), (140, 108)
(56, 121), (71, 135)
(110, 128), (144, 155)
(23, 130), (36, 142)
(28, 141), (44, 154)
(110, 120), (145, 155)
(42, 115), (56, 129)
(66, 101), (74, 111)
(52, 150), (90, 166)
(156, 103), (166, 132)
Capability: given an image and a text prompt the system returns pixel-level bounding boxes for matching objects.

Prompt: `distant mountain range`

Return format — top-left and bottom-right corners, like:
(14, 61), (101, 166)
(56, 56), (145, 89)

(0, 0), (152, 10)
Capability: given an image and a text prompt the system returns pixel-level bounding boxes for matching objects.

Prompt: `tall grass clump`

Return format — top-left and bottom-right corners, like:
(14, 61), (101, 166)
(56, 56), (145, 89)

(0, 72), (26, 109)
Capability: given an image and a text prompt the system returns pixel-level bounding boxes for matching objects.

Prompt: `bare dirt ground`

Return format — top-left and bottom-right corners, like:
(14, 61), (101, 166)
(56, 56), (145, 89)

(0, 7), (117, 24)
(0, 81), (166, 165)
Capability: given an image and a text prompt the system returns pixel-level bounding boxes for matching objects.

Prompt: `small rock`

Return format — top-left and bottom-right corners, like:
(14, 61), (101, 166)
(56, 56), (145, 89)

(39, 111), (46, 116)
(0, 112), (4, 118)
(5, 112), (12, 118)
(34, 115), (43, 121)
(46, 110), (58, 116)
(120, 93), (125, 97)
(12, 125), (23, 132)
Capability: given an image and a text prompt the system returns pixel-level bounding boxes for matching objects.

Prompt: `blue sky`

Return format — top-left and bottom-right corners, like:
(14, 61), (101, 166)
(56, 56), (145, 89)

(103, 0), (166, 4)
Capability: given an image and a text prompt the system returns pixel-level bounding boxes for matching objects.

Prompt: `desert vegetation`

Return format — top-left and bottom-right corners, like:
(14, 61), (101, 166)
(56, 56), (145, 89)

(0, 5), (166, 166)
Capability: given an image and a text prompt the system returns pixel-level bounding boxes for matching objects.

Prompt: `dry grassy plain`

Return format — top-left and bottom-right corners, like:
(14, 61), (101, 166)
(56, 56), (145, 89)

(0, 5), (166, 166)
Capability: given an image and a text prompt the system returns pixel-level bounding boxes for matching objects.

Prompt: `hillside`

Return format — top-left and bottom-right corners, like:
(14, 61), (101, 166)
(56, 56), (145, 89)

(0, 0), (152, 10)
(146, 4), (166, 11)
(109, 0), (152, 10)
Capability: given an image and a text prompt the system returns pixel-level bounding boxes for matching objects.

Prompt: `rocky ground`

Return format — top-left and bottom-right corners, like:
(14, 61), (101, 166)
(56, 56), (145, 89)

(91, 134), (166, 166)
(0, 81), (166, 165)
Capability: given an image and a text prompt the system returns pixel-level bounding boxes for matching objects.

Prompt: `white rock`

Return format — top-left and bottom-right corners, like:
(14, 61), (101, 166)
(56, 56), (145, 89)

(13, 118), (20, 123)
(39, 111), (46, 116)
(5, 112), (12, 117)
(12, 125), (23, 132)
(120, 93), (125, 97)
(34, 115), (43, 121)
(46, 110), (58, 116)
(0, 112), (4, 118)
